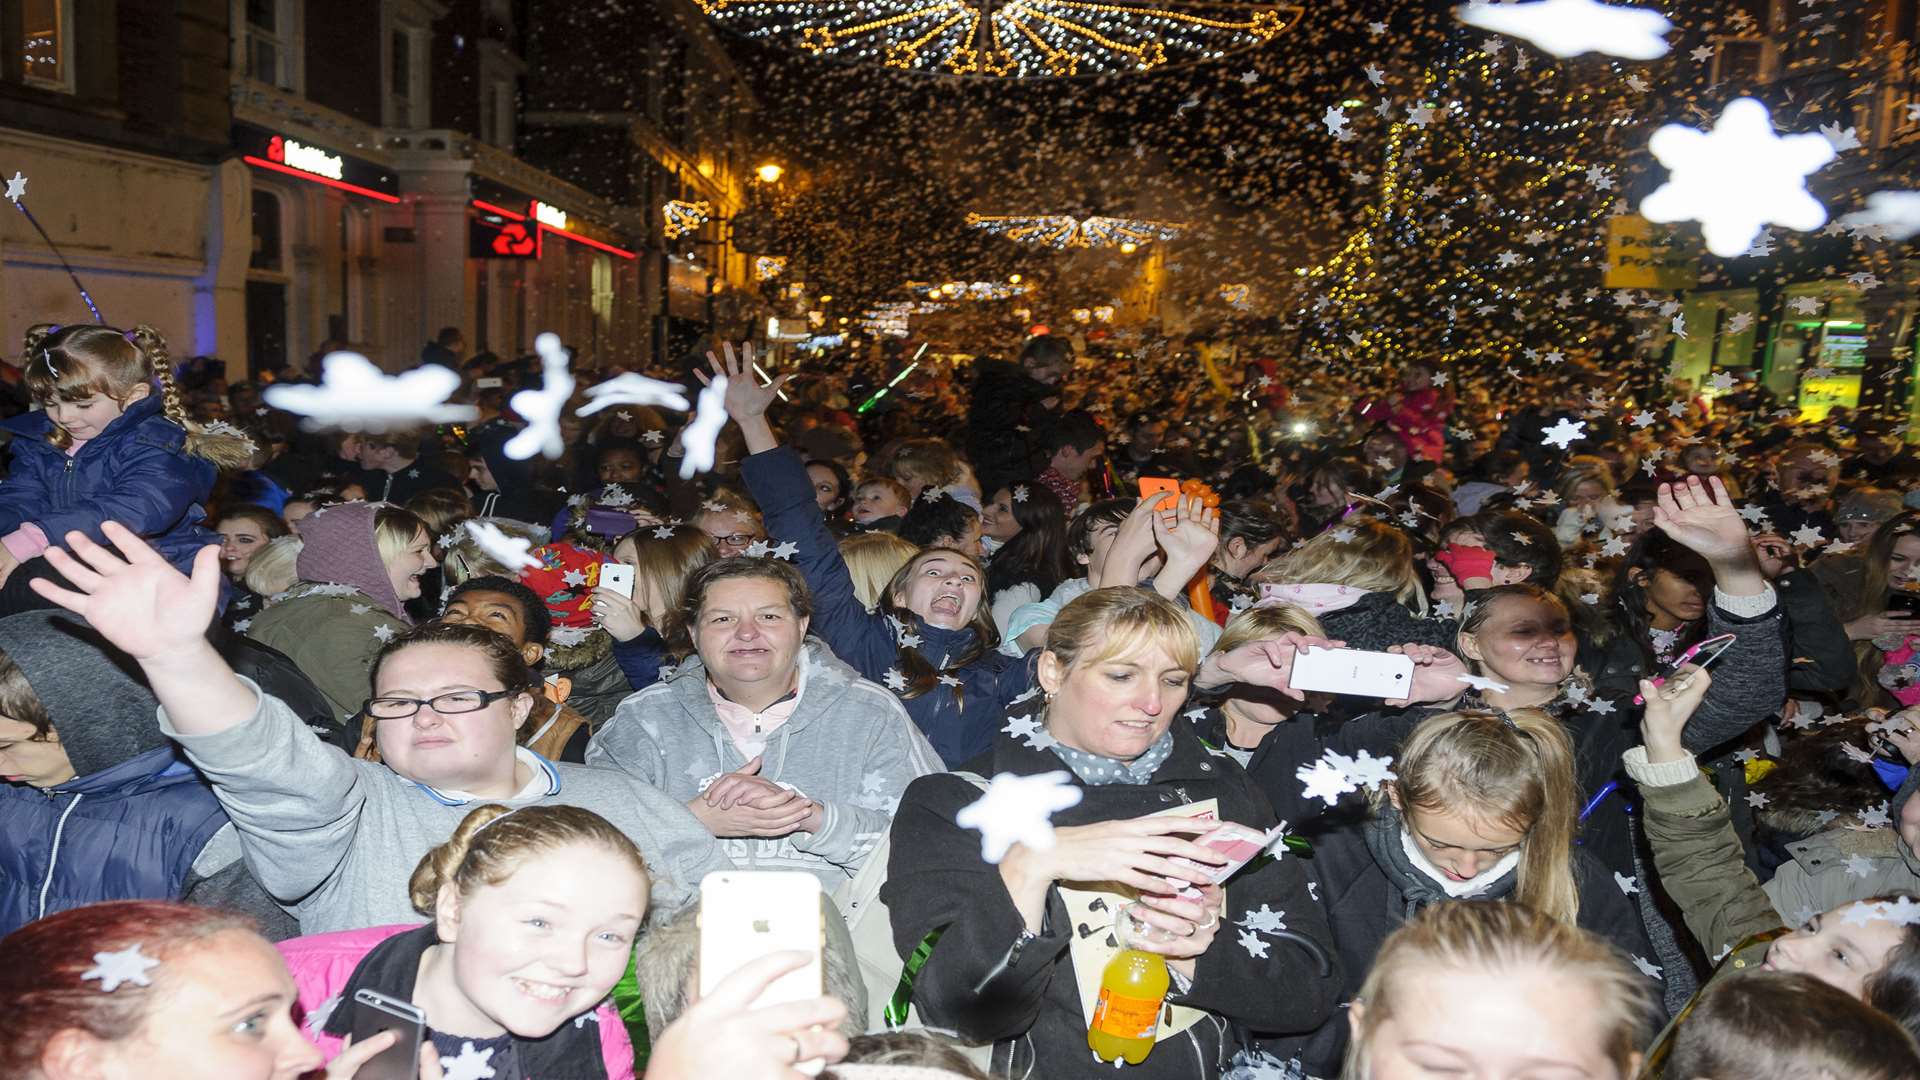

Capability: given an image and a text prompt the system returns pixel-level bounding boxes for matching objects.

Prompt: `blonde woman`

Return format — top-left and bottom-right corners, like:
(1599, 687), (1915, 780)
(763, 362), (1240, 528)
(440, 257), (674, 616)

(885, 587), (1340, 1079)
(1343, 903), (1654, 1079)
(1297, 708), (1657, 1075)
(839, 530), (920, 611)
(1255, 517), (1451, 651)
(589, 523), (717, 691)
(1553, 456), (1626, 546)
(1185, 603), (1340, 824)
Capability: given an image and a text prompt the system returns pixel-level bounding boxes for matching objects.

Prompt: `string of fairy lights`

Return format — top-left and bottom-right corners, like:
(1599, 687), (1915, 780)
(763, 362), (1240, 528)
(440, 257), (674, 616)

(1288, 39), (1649, 381)
(966, 212), (1186, 249)
(693, 0), (1302, 77)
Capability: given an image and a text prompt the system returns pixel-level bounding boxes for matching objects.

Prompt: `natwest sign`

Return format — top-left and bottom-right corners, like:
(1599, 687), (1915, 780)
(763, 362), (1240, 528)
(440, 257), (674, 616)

(234, 124), (400, 203)
(270, 136), (344, 181)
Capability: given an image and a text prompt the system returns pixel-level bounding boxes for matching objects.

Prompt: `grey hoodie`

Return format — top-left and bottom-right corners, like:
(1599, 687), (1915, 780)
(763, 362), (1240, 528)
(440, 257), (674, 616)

(160, 679), (735, 933)
(1762, 765), (1920, 924)
(587, 639), (941, 890)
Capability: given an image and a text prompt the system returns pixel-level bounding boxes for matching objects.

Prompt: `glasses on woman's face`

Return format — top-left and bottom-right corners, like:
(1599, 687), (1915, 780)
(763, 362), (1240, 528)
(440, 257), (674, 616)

(709, 532), (759, 549)
(364, 688), (518, 720)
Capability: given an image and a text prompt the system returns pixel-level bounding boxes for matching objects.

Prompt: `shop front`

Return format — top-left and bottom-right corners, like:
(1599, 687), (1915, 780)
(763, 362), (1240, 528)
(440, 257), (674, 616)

(234, 123), (400, 379)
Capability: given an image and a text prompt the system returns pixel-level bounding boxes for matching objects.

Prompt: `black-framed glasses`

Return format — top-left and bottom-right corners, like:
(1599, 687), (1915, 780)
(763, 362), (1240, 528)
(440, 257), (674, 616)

(364, 688), (520, 720)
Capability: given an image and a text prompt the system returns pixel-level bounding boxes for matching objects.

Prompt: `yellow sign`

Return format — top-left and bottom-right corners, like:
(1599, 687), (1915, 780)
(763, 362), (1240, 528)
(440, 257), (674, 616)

(1604, 215), (1700, 290)
(1798, 374), (1861, 422)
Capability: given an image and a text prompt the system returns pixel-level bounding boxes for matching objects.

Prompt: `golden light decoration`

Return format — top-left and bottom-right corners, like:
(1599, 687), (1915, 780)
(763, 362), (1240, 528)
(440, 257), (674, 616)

(907, 278), (1028, 300)
(693, 0), (1300, 78)
(755, 255), (789, 281)
(662, 200), (713, 240)
(966, 212), (1186, 249)
(1218, 282), (1251, 308)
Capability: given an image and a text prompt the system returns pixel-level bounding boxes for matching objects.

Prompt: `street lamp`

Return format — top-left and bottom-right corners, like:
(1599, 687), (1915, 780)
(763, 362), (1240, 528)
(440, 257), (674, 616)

(756, 162), (786, 184)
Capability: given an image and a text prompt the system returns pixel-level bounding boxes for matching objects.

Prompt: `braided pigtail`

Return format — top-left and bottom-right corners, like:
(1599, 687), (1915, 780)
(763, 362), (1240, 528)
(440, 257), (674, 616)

(21, 323), (58, 366)
(127, 325), (256, 469)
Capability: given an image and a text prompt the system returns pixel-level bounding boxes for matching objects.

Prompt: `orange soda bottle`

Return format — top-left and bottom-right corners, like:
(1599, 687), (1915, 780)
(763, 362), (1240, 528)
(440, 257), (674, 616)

(1088, 948), (1169, 1064)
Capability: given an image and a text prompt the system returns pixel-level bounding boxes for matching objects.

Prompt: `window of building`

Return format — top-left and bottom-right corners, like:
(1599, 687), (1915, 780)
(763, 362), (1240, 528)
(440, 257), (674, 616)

(1710, 38), (1770, 87)
(492, 80), (515, 148)
(241, 0), (301, 91)
(386, 24), (427, 127)
(20, 0), (73, 92)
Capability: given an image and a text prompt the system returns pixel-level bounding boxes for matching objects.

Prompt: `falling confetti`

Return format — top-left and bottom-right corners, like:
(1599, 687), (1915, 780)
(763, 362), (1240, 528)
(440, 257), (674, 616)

(262, 352), (478, 432)
(955, 770), (1085, 863)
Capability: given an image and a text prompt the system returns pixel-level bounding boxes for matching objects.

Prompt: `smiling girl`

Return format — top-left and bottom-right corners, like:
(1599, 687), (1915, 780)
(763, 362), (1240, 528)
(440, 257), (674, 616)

(0, 324), (252, 616)
(1301, 707), (1657, 1074)
(278, 803), (645, 1078)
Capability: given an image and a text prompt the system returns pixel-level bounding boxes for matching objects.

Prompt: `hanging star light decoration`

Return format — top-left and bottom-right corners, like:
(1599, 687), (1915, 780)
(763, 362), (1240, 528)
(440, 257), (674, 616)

(695, 0), (1301, 78)
(966, 212), (1186, 249)
(1639, 97), (1836, 258)
(662, 199), (713, 240)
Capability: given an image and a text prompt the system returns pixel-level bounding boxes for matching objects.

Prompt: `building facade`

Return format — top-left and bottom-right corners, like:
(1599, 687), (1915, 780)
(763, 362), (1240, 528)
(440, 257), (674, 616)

(2, 0), (761, 380)
(1665, 0), (1920, 424)
(0, 0), (244, 361)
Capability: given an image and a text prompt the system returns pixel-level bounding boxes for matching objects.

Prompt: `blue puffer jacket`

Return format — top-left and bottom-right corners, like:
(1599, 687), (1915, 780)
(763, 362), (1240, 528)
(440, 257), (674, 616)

(0, 747), (229, 935)
(742, 447), (1032, 766)
(0, 393), (219, 575)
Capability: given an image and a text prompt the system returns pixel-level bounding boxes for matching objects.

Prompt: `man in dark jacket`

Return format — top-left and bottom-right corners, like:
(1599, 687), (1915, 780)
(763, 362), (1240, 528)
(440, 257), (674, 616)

(0, 610), (292, 938)
(967, 336), (1068, 496)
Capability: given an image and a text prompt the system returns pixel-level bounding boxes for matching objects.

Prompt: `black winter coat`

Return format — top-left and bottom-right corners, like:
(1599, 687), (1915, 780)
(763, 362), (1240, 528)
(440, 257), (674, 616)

(884, 726), (1341, 1080)
(1296, 809), (1657, 1074)
(1316, 591), (1455, 653)
(966, 359), (1059, 494)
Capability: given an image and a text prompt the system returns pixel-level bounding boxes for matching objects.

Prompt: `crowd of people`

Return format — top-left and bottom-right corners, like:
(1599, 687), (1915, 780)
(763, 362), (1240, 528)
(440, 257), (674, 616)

(1, 318), (1918, 1079)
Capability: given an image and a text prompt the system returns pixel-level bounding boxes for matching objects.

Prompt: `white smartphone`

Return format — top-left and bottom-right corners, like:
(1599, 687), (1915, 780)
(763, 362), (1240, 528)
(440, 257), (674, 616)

(599, 562), (635, 600)
(698, 871), (824, 1009)
(1288, 646), (1416, 698)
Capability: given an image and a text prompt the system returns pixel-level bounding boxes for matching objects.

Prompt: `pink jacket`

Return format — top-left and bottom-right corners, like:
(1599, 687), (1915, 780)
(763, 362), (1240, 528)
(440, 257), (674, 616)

(277, 924), (636, 1080)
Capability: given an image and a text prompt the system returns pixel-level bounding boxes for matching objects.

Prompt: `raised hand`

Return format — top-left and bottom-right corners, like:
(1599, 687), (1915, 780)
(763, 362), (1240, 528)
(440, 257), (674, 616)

(1652, 476), (1751, 565)
(31, 523), (220, 662)
(1092, 491), (1171, 588)
(1153, 494), (1221, 576)
(702, 341), (790, 424)
(1637, 665), (1712, 764)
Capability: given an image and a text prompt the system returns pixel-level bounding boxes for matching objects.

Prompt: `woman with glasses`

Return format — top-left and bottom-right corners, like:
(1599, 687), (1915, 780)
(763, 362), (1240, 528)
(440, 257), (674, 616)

(22, 522), (733, 935)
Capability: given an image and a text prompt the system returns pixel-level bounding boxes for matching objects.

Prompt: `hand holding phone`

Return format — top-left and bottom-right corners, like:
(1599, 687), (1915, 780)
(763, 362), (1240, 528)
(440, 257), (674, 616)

(600, 562), (635, 600)
(1287, 646), (1416, 698)
(699, 873), (828, 1075)
(346, 990), (424, 1080)
(1632, 632), (1736, 705)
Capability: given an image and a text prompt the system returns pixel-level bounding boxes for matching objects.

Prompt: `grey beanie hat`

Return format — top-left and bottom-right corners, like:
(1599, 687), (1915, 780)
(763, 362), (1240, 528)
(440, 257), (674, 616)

(0, 610), (166, 778)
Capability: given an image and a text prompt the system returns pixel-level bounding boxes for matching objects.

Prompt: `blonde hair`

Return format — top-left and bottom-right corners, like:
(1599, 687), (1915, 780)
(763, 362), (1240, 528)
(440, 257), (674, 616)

(243, 534), (303, 597)
(1257, 518), (1427, 615)
(839, 531), (920, 610)
(408, 804), (649, 915)
(1044, 586), (1201, 678)
(615, 524), (717, 650)
(1345, 903), (1654, 1078)
(1555, 456), (1617, 504)
(1387, 708), (1581, 924)
(889, 438), (963, 489)
(372, 505), (432, 569)
(441, 517), (548, 585)
(21, 323), (251, 466)
(1213, 603), (1325, 655)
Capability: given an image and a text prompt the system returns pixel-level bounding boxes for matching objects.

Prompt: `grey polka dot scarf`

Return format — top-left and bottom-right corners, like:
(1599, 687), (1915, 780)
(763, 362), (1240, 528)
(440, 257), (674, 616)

(1048, 730), (1175, 786)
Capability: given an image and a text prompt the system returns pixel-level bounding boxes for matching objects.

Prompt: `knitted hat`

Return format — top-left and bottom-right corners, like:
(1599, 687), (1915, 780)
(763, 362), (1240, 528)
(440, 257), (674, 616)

(518, 542), (607, 629)
(292, 501), (411, 620)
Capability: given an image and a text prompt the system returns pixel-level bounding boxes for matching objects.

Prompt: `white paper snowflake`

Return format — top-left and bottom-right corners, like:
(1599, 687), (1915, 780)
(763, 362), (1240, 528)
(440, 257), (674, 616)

(1457, 673), (1510, 694)
(1463, 1), (1674, 61)
(504, 334), (577, 461)
(1297, 758), (1359, 806)
(1541, 417), (1587, 450)
(955, 770), (1085, 863)
(441, 1041), (498, 1080)
(578, 372), (690, 417)
(263, 351), (478, 432)
(1236, 929), (1271, 959)
(464, 521), (542, 572)
(678, 376), (730, 480)
(1639, 97), (1837, 257)
(1632, 955), (1664, 979)
(81, 944), (161, 992)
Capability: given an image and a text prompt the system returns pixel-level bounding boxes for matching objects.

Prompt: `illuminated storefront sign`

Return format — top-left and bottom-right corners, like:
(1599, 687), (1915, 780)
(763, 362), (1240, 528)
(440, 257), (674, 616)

(234, 125), (399, 203)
